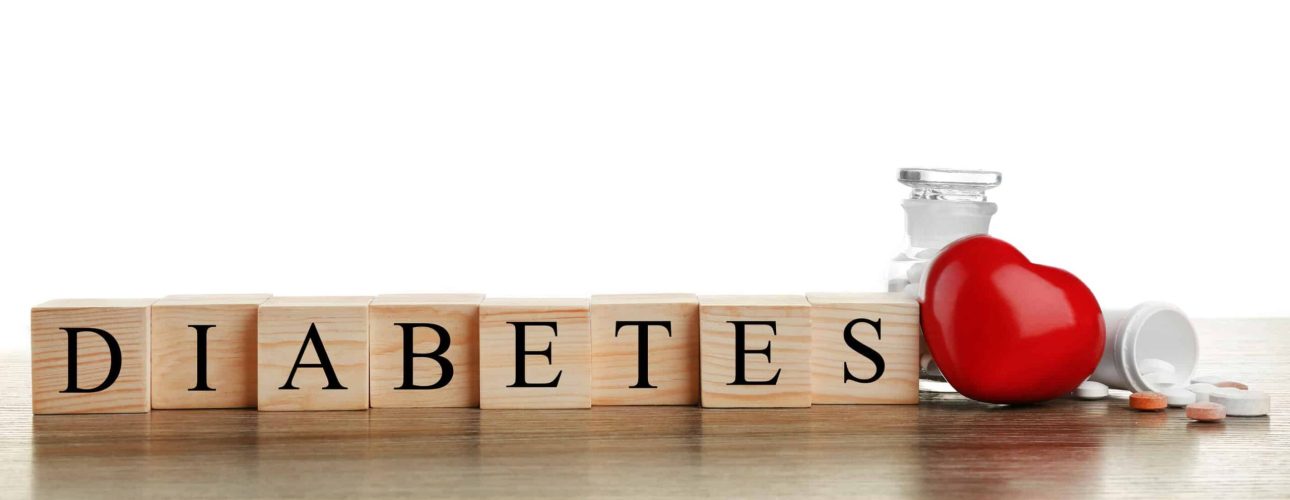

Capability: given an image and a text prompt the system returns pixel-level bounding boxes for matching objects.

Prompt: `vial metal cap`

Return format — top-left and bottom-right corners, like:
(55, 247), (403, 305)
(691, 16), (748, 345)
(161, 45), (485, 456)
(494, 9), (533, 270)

(898, 168), (1002, 188)
(898, 168), (1002, 202)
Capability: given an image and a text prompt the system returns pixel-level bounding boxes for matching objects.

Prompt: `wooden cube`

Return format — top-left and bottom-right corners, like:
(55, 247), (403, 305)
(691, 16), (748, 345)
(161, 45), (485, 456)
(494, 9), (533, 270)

(479, 298), (590, 409)
(150, 294), (271, 409)
(31, 299), (155, 414)
(698, 295), (811, 408)
(369, 294), (484, 408)
(590, 294), (699, 405)
(257, 296), (372, 411)
(806, 293), (919, 404)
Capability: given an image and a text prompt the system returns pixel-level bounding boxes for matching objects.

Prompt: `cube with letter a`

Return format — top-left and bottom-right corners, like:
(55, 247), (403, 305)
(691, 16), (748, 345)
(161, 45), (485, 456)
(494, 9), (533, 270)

(478, 298), (590, 409)
(257, 296), (372, 411)
(806, 292), (919, 404)
(698, 295), (810, 408)
(31, 299), (155, 414)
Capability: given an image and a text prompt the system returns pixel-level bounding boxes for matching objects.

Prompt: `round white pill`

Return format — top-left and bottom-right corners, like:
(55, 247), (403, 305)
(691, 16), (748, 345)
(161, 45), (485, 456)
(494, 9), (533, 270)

(1143, 370), (1180, 388)
(1073, 381), (1109, 400)
(1139, 358), (1176, 375)
(1209, 389), (1270, 417)
(1163, 387), (1197, 407)
(1192, 375), (1226, 385)
(1211, 387), (1244, 397)
(1187, 383), (1218, 403)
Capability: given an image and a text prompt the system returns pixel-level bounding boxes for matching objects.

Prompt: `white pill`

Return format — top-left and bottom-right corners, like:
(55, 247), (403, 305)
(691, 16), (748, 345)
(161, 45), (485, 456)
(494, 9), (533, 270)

(1192, 375), (1226, 385)
(1139, 358), (1176, 375)
(1143, 370), (1180, 388)
(1163, 387), (1196, 407)
(1073, 381), (1109, 400)
(1209, 389), (1270, 417)
(1211, 387), (1244, 397)
(1187, 383), (1218, 403)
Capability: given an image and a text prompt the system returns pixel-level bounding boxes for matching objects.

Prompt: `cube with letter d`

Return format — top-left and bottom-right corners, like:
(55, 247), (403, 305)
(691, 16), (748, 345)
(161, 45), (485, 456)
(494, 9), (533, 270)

(699, 295), (810, 408)
(479, 298), (590, 409)
(31, 299), (155, 414)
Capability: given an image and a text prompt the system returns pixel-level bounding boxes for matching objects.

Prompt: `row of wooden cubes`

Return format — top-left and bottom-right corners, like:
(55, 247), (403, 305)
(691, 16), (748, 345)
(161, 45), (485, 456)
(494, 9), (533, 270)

(30, 293), (918, 414)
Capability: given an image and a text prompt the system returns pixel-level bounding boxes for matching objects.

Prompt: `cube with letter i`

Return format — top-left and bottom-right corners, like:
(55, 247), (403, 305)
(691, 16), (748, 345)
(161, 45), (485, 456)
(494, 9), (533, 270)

(698, 295), (811, 408)
(478, 298), (591, 409)
(31, 299), (155, 414)
(590, 294), (699, 406)
(369, 294), (483, 408)
(151, 294), (271, 409)
(806, 292), (919, 404)
(257, 296), (372, 411)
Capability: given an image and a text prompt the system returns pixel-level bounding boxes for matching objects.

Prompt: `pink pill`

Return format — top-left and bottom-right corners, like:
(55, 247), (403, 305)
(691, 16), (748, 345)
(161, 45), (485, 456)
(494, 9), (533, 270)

(1215, 381), (1248, 390)
(1186, 402), (1226, 422)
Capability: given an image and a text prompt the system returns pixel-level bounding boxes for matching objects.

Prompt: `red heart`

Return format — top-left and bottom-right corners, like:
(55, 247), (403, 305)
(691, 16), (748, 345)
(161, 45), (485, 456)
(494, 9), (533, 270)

(922, 235), (1105, 404)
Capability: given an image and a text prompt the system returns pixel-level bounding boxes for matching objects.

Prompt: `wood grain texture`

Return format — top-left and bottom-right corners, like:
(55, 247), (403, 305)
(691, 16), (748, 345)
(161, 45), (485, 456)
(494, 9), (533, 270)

(30, 299), (154, 414)
(698, 295), (811, 408)
(806, 292), (919, 404)
(257, 297), (372, 411)
(369, 294), (483, 408)
(479, 298), (590, 409)
(590, 294), (699, 405)
(151, 294), (270, 409)
(4, 319), (1289, 498)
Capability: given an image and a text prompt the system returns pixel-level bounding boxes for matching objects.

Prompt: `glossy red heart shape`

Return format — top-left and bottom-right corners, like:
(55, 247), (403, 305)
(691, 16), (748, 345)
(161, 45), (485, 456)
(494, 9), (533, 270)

(922, 235), (1105, 404)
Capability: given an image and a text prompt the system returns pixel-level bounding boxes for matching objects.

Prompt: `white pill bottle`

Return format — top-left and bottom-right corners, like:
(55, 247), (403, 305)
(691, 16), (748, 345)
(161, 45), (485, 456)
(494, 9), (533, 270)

(887, 168), (1001, 390)
(1091, 302), (1199, 392)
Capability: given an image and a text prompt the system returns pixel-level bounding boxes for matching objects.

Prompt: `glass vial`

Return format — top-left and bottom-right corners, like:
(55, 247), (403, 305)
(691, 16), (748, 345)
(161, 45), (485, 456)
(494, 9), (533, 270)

(888, 168), (1001, 390)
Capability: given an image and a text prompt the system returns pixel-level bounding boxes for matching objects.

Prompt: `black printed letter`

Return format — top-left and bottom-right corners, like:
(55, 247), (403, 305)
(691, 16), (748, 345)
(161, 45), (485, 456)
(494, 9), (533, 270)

(59, 327), (122, 393)
(279, 323), (347, 390)
(615, 320), (672, 389)
(726, 320), (780, 386)
(189, 324), (216, 391)
(395, 323), (454, 390)
(842, 318), (885, 383)
(506, 321), (562, 388)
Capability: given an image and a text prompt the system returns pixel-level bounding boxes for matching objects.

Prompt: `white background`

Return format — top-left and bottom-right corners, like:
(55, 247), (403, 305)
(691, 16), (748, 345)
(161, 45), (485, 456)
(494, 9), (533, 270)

(2, 1), (1288, 353)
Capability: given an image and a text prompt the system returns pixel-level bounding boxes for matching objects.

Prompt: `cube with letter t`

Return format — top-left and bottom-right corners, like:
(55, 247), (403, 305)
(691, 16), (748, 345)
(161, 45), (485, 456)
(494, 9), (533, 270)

(479, 298), (590, 409)
(806, 292), (919, 404)
(31, 299), (155, 414)
(698, 295), (811, 408)
(151, 294), (271, 409)
(590, 293), (699, 405)
(257, 296), (372, 411)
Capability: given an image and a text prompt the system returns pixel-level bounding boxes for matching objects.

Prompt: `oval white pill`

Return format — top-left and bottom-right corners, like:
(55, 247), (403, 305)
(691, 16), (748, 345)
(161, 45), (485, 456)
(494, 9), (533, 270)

(1073, 381), (1109, 400)
(1211, 387), (1244, 398)
(1139, 358), (1176, 375)
(1187, 383), (1218, 403)
(1163, 387), (1196, 407)
(1192, 375), (1226, 385)
(1209, 389), (1270, 417)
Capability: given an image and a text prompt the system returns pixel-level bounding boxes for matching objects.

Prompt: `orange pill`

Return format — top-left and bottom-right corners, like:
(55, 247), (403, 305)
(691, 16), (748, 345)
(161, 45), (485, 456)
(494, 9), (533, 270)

(1186, 402), (1226, 422)
(1215, 381), (1248, 390)
(1130, 392), (1168, 411)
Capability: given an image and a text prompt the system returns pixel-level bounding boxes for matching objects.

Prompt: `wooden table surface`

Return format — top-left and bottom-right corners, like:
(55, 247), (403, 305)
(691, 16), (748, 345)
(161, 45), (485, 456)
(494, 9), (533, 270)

(2, 318), (1287, 498)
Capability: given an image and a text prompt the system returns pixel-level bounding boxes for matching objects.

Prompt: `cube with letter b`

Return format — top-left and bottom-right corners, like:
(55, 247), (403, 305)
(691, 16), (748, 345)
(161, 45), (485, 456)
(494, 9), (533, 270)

(806, 293), (919, 404)
(151, 294), (271, 409)
(257, 296), (372, 411)
(369, 294), (483, 408)
(698, 295), (811, 408)
(31, 299), (155, 414)
(479, 298), (590, 409)
(590, 294), (699, 405)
